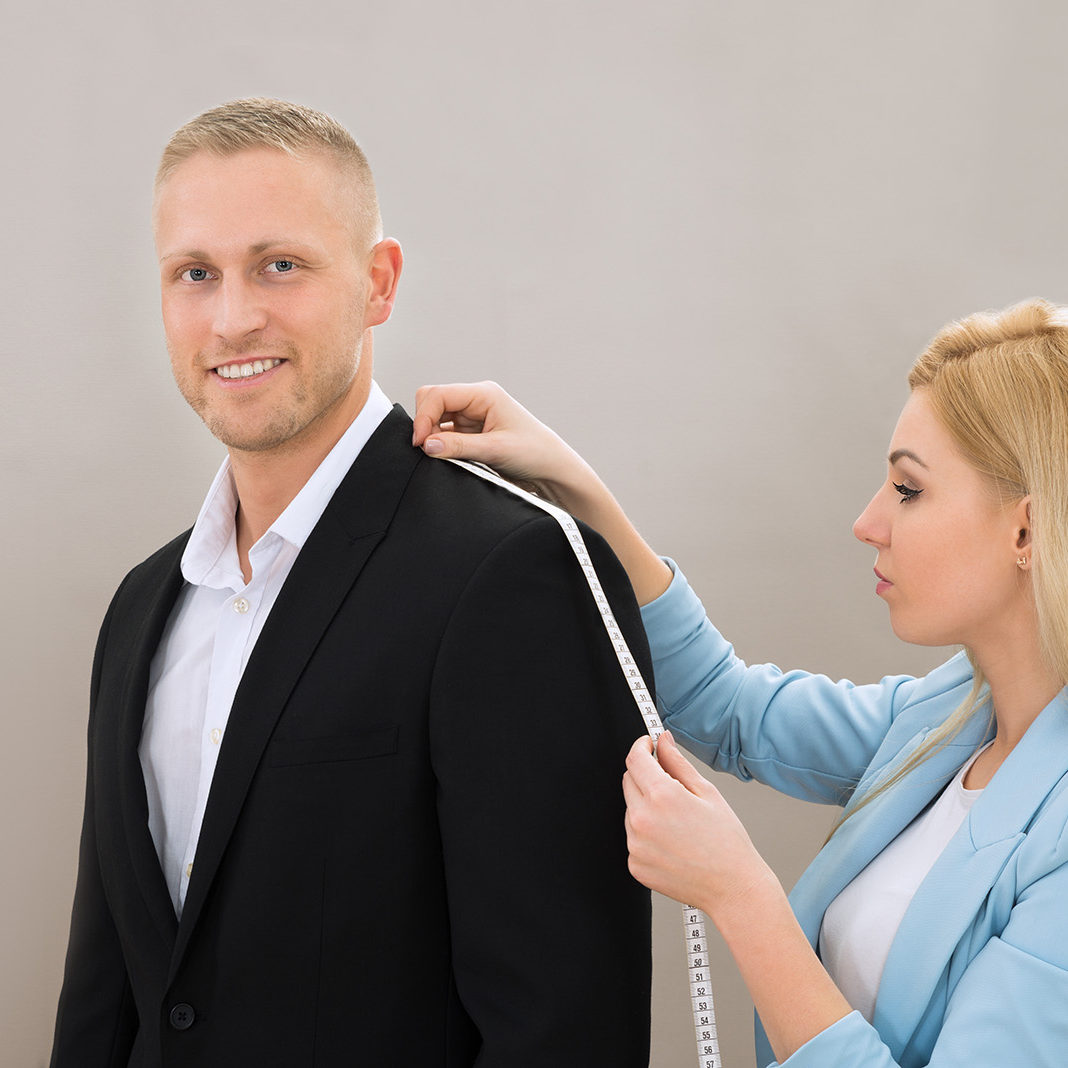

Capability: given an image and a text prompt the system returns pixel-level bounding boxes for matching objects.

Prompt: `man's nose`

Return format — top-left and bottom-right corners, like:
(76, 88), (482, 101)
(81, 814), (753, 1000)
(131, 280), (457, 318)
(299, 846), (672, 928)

(213, 276), (268, 342)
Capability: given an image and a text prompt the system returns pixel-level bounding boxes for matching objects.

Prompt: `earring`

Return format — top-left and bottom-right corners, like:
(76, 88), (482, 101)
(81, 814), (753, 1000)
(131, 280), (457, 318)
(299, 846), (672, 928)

(1017, 556), (1029, 568)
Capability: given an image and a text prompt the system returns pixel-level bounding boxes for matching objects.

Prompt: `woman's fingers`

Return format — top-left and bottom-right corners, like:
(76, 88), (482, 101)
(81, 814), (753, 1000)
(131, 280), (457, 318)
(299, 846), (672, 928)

(624, 735), (661, 795)
(655, 731), (713, 796)
(412, 380), (582, 492)
(412, 381), (511, 446)
(625, 732), (709, 799)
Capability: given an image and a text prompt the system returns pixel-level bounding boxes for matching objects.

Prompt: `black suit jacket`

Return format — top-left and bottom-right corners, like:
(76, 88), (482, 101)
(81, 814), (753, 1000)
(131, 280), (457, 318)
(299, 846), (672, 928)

(52, 408), (653, 1067)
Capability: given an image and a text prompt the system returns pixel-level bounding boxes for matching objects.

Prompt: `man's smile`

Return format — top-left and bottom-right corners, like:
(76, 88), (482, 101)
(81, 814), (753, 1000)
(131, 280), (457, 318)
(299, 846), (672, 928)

(213, 357), (284, 380)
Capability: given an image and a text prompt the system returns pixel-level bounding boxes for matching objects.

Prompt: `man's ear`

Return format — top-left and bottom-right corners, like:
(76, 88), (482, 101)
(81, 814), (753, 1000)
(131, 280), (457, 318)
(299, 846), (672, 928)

(363, 239), (403, 329)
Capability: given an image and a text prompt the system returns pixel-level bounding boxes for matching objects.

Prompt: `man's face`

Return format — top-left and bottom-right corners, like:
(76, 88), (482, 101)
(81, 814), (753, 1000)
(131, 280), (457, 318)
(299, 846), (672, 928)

(154, 147), (376, 457)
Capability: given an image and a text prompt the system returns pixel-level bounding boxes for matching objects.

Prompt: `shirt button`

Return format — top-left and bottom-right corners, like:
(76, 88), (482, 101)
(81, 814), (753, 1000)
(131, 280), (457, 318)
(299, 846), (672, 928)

(233, 597), (250, 614)
(169, 1003), (195, 1030)
(185, 863), (193, 879)
(210, 727), (223, 745)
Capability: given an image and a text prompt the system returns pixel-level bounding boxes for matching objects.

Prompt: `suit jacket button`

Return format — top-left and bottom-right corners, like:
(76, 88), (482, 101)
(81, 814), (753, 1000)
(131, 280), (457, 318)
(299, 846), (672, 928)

(169, 1003), (195, 1030)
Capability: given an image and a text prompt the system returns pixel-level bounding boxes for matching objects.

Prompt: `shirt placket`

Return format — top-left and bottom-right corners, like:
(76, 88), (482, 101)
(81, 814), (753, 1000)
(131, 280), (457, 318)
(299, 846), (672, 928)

(176, 585), (261, 913)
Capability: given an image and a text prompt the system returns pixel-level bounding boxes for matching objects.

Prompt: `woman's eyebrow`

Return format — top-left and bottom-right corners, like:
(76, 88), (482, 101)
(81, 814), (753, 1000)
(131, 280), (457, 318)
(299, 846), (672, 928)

(888, 448), (929, 469)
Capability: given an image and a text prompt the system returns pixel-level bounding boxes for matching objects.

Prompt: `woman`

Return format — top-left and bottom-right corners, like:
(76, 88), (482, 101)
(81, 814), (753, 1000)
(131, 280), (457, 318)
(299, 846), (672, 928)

(410, 298), (1068, 1067)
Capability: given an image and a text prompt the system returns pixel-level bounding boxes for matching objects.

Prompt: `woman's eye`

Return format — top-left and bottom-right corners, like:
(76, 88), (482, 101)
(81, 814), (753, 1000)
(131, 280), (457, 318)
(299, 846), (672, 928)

(893, 481), (922, 503)
(265, 259), (296, 273)
(180, 266), (212, 282)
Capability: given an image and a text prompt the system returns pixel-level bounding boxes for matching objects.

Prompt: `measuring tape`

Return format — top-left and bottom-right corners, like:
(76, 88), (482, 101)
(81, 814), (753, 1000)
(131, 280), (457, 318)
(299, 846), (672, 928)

(445, 458), (722, 1068)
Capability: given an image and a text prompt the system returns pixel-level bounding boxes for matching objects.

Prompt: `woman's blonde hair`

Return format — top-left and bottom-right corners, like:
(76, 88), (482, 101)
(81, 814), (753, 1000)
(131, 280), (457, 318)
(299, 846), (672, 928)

(833, 298), (1068, 831)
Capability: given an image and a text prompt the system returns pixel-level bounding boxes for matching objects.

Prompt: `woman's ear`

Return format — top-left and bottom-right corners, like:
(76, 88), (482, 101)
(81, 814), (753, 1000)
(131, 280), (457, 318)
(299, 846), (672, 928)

(1013, 495), (1033, 567)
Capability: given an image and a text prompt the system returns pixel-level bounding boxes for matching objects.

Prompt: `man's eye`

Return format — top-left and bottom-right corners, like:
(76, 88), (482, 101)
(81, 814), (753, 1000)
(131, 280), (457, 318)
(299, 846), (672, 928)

(893, 481), (922, 503)
(265, 259), (296, 273)
(180, 267), (212, 282)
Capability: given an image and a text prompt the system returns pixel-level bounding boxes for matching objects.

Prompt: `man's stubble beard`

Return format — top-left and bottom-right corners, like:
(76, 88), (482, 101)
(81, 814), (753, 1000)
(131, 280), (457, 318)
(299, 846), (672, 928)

(173, 334), (364, 456)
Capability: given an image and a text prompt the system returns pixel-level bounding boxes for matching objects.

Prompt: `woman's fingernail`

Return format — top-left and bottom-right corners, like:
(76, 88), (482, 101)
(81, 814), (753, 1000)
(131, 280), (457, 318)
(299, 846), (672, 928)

(424, 438), (444, 455)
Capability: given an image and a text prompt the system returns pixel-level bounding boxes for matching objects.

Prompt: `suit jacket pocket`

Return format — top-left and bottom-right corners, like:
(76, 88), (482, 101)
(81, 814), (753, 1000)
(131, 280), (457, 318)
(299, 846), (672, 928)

(268, 725), (399, 767)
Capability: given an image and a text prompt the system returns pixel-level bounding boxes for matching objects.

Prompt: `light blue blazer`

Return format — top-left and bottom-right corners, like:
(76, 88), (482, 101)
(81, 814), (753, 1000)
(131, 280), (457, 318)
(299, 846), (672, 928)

(641, 564), (1068, 1067)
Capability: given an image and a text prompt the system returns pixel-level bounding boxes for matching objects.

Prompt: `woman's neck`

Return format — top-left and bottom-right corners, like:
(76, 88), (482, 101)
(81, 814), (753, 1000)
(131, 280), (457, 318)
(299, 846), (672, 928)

(965, 633), (1062, 789)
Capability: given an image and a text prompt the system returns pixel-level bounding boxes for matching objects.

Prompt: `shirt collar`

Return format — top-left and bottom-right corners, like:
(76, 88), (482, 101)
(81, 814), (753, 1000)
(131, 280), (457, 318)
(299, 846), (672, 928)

(181, 381), (393, 589)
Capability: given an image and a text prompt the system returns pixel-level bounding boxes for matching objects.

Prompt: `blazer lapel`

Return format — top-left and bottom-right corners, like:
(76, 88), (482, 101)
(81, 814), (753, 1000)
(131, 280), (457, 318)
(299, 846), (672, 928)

(170, 408), (422, 976)
(111, 535), (190, 951)
(873, 691), (1068, 1057)
(789, 710), (993, 948)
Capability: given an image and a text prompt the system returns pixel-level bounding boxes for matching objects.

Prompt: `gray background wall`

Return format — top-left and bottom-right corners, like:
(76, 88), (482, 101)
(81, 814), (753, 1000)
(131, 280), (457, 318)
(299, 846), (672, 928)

(5, 2), (1068, 1065)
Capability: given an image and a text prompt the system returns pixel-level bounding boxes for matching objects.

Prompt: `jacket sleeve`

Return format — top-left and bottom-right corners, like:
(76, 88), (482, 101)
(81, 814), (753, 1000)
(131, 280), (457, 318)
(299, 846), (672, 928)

(640, 561), (967, 805)
(51, 591), (138, 1067)
(428, 516), (652, 1067)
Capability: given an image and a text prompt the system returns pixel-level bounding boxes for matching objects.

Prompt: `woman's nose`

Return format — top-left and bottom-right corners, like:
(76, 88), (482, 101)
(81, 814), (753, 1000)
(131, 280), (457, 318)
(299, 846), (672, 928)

(853, 489), (889, 548)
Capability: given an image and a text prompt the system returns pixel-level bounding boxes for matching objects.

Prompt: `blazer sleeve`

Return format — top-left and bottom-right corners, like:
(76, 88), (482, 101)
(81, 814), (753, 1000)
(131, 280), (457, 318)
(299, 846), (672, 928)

(428, 516), (652, 1067)
(640, 561), (960, 805)
(51, 590), (138, 1067)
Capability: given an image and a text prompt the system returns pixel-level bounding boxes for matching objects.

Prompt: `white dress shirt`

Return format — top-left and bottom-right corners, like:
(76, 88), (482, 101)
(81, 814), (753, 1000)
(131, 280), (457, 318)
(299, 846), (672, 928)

(139, 382), (393, 916)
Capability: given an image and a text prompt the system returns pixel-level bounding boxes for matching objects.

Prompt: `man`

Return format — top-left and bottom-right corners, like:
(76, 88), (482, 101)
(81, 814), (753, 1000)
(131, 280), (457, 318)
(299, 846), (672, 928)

(51, 98), (652, 1067)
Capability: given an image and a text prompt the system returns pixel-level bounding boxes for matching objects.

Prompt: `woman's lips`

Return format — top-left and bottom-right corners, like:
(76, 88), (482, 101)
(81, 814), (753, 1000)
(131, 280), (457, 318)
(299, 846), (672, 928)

(874, 567), (893, 596)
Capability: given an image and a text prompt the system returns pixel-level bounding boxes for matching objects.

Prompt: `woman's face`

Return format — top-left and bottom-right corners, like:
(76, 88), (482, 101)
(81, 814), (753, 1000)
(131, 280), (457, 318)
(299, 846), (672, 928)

(853, 388), (1030, 651)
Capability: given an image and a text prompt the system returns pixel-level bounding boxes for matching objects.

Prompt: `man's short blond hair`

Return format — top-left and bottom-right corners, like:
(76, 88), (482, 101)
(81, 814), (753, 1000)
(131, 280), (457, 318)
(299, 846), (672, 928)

(156, 97), (382, 244)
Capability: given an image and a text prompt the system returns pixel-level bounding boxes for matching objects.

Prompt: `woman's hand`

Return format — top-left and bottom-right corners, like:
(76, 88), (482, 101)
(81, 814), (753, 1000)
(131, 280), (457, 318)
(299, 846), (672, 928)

(412, 381), (589, 504)
(623, 732), (777, 919)
(625, 732), (853, 1062)
(413, 381), (672, 604)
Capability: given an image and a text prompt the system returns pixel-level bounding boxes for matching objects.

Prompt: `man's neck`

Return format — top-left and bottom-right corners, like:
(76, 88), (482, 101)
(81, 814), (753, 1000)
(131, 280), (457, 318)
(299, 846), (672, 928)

(229, 379), (372, 583)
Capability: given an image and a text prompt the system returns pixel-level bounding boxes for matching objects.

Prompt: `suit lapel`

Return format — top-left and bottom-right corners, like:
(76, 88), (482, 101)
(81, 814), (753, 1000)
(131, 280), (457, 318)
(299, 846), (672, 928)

(111, 535), (190, 951)
(170, 408), (422, 975)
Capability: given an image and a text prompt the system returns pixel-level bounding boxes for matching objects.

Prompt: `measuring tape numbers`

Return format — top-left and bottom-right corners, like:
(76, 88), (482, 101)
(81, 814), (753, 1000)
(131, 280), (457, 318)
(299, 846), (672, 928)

(444, 458), (722, 1068)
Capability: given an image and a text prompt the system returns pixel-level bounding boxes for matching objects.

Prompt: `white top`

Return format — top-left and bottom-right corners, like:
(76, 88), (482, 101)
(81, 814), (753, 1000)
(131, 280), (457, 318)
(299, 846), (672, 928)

(139, 383), (393, 916)
(819, 742), (990, 1022)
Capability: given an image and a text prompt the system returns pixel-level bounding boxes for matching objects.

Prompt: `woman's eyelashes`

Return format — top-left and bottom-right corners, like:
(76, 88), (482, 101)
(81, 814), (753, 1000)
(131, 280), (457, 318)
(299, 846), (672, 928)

(893, 481), (923, 504)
